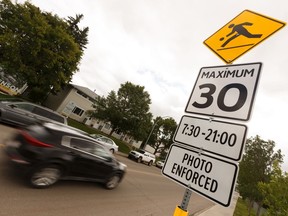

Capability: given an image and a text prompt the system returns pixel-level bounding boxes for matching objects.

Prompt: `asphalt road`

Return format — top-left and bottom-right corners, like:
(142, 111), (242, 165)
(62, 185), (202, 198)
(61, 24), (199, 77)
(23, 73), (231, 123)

(0, 124), (213, 216)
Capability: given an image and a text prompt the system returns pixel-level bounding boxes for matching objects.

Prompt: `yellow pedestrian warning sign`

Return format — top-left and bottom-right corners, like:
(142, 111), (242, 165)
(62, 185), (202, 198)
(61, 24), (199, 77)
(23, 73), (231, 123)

(204, 10), (286, 64)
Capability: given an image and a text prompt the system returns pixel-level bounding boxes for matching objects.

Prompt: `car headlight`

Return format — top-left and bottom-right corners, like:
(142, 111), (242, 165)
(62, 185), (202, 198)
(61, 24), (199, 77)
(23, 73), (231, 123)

(119, 162), (127, 171)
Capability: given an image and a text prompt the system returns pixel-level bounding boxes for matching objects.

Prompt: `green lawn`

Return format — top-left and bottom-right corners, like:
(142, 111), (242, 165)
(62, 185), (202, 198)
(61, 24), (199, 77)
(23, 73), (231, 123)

(234, 198), (257, 216)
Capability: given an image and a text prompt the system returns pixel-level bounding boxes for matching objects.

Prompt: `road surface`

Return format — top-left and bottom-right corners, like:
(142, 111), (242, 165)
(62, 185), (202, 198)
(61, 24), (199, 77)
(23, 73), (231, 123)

(0, 124), (213, 216)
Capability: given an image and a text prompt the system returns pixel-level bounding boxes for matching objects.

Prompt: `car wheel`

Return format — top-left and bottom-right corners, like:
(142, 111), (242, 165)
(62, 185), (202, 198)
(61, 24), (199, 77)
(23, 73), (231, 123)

(110, 149), (115, 154)
(148, 161), (153, 166)
(104, 174), (121, 190)
(137, 157), (142, 163)
(29, 165), (62, 189)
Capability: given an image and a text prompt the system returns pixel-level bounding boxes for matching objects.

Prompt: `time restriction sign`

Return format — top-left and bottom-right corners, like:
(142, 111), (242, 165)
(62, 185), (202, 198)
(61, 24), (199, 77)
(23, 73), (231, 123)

(174, 115), (247, 161)
(185, 62), (262, 121)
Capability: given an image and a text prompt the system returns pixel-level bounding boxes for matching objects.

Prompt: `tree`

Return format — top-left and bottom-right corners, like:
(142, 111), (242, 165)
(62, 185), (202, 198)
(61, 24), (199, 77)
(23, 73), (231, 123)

(143, 116), (177, 155)
(66, 14), (89, 51)
(128, 112), (153, 142)
(0, 0), (89, 101)
(258, 162), (288, 216)
(237, 135), (283, 216)
(87, 82), (153, 140)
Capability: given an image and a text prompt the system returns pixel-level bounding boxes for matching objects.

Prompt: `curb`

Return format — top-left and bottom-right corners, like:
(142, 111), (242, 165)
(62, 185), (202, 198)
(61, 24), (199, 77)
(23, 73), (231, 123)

(194, 191), (239, 216)
(191, 205), (216, 216)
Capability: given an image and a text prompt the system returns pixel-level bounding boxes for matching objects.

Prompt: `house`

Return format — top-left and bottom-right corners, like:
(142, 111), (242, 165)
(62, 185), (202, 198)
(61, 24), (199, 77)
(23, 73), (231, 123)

(44, 84), (97, 123)
(44, 84), (142, 148)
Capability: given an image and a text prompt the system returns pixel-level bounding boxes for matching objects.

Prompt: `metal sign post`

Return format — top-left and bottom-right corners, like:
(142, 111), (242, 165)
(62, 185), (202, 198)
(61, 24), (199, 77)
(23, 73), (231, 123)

(173, 186), (192, 216)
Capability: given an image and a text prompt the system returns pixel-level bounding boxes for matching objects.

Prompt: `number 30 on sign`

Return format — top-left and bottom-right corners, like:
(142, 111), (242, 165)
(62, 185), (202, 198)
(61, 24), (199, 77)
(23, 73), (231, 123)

(185, 62), (262, 121)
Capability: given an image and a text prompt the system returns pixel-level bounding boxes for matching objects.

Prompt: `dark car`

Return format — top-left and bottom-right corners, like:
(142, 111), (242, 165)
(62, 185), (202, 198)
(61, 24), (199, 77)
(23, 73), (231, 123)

(4, 122), (126, 189)
(0, 101), (67, 127)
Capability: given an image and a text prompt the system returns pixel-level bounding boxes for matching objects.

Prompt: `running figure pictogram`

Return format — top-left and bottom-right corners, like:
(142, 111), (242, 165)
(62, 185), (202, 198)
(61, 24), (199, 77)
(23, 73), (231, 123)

(220, 22), (262, 47)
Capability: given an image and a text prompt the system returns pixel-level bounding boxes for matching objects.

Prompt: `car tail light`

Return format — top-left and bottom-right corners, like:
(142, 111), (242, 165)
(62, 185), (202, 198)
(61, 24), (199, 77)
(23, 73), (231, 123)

(21, 131), (52, 148)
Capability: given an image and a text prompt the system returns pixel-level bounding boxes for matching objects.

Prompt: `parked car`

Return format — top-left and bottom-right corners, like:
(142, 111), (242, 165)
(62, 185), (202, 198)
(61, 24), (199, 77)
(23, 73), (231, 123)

(4, 122), (127, 189)
(89, 134), (119, 153)
(128, 149), (156, 166)
(156, 160), (165, 169)
(0, 101), (67, 127)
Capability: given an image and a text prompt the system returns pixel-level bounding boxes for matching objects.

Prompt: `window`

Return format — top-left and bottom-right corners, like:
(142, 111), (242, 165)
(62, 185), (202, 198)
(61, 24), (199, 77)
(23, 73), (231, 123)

(104, 123), (111, 129)
(33, 107), (65, 123)
(13, 103), (35, 112)
(70, 138), (95, 154)
(70, 138), (111, 159)
(98, 137), (113, 145)
(72, 106), (84, 116)
(94, 144), (111, 158)
(114, 129), (121, 135)
(76, 90), (88, 99)
(76, 90), (96, 103)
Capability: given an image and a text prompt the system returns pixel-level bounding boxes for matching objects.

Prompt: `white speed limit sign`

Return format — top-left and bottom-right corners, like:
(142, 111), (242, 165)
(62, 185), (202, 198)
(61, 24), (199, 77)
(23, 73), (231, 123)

(185, 62), (262, 121)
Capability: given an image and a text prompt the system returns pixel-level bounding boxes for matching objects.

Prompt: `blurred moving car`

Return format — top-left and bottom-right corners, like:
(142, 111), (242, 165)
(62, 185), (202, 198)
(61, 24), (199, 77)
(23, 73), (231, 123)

(4, 122), (127, 189)
(0, 101), (67, 127)
(89, 134), (119, 153)
(128, 149), (156, 166)
(156, 160), (164, 169)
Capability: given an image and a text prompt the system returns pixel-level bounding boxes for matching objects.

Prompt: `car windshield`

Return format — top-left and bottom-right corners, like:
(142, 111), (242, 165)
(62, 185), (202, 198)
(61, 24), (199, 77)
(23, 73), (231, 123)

(11, 102), (34, 112)
(33, 107), (65, 123)
(90, 134), (102, 139)
(4, 101), (66, 124)
(136, 149), (146, 154)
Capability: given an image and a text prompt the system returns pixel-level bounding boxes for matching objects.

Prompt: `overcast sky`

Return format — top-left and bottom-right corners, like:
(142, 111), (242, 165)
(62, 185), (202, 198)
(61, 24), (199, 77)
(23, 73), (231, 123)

(16, 0), (288, 170)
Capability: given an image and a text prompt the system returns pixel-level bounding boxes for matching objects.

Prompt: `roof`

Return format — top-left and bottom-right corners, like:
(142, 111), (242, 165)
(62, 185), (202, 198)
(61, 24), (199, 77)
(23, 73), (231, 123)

(71, 84), (99, 100)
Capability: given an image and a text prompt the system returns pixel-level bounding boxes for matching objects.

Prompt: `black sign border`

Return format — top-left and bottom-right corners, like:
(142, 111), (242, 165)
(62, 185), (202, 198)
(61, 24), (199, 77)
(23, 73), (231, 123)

(185, 62), (262, 121)
(162, 143), (238, 207)
(173, 115), (247, 161)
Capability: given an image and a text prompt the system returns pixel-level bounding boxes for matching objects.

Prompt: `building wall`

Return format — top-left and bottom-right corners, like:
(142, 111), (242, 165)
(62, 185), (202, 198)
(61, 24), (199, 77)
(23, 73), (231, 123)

(85, 118), (122, 139)
(60, 88), (95, 122)
(45, 85), (95, 122)
(44, 86), (71, 111)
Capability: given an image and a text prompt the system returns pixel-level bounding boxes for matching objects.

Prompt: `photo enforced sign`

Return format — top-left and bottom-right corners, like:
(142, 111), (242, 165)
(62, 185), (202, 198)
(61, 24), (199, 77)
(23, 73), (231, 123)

(162, 144), (238, 207)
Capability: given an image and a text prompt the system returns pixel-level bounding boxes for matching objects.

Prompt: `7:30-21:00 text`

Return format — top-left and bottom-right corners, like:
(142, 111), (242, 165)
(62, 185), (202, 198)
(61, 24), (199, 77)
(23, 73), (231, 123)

(181, 123), (237, 147)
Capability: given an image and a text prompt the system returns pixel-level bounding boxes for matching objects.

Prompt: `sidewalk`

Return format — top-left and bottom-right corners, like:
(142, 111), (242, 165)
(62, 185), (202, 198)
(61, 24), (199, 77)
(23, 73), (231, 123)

(194, 191), (239, 216)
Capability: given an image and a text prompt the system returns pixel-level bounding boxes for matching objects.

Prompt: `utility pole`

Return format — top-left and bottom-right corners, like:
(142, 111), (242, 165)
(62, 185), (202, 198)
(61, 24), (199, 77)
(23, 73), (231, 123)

(142, 116), (170, 150)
